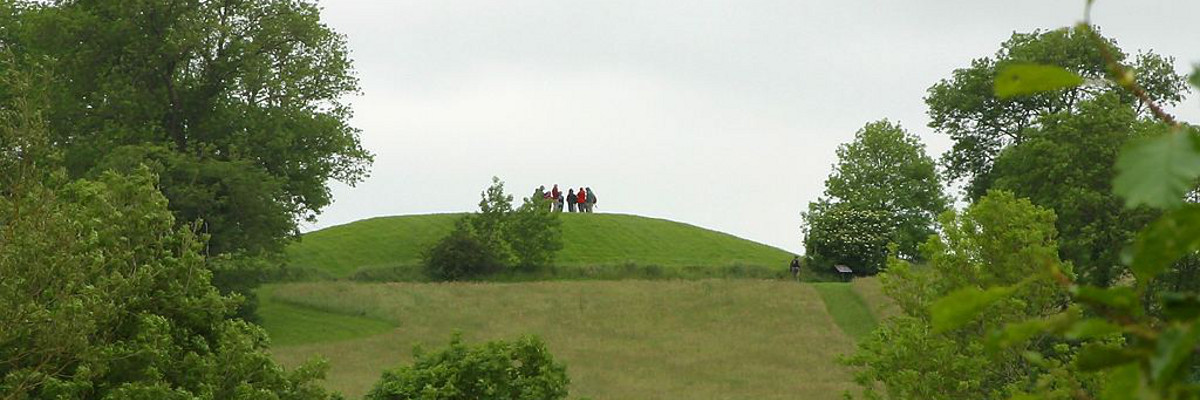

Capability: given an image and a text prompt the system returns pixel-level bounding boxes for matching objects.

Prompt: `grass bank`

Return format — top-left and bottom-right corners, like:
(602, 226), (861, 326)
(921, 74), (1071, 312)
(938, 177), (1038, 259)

(264, 280), (859, 399)
(286, 213), (797, 279)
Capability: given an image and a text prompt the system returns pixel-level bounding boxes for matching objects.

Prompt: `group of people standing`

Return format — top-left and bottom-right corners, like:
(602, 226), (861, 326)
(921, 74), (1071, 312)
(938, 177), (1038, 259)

(535, 184), (597, 213)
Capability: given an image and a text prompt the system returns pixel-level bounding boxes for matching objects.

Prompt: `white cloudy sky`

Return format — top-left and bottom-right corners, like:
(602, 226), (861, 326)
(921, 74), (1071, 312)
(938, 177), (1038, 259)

(305, 0), (1200, 254)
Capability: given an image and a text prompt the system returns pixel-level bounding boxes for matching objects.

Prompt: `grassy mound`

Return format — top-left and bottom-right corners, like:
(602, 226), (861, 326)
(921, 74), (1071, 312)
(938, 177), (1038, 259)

(265, 280), (860, 399)
(287, 213), (797, 279)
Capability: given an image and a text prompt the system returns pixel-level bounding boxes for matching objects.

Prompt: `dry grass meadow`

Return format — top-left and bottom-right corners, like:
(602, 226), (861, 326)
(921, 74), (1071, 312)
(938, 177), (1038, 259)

(262, 279), (868, 399)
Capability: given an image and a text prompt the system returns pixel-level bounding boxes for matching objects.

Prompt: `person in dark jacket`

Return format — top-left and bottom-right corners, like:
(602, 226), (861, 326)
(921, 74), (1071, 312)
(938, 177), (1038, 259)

(585, 187), (597, 213)
(789, 256), (801, 281)
(566, 189), (577, 212)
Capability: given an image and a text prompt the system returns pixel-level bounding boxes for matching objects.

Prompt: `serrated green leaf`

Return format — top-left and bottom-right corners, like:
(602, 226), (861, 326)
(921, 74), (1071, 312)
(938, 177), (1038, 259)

(994, 63), (1084, 98)
(931, 286), (1014, 334)
(1073, 285), (1141, 315)
(1150, 322), (1200, 383)
(990, 319), (1050, 350)
(1100, 363), (1143, 400)
(1113, 128), (1200, 209)
(990, 309), (1079, 350)
(1128, 205), (1200, 285)
(1162, 292), (1200, 322)
(1065, 319), (1122, 340)
(1076, 345), (1139, 371)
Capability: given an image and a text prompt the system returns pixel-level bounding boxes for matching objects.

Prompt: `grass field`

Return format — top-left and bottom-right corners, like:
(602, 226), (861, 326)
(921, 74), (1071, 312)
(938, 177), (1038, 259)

(286, 213), (797, 279)
(262, 280), (867, 399)
(811, 283), (877, 341)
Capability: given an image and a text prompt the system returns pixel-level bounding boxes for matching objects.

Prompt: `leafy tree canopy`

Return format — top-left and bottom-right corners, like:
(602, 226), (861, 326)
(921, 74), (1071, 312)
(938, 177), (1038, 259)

(845, 191), (1087, 400)
(992, 93), (1162, 286)
(927, 26), (1187, 199)
(803, 120), (946, 273)
(0, 66), (335, 399)
(7, 0), (373, 256)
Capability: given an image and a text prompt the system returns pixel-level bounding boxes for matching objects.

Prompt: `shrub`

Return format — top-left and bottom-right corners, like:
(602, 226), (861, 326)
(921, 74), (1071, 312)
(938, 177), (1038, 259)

(802, 201), (893, 275)
(426, 177), (563, 281)
(365, 334), (570, 400)
(424, 221), (503, 281)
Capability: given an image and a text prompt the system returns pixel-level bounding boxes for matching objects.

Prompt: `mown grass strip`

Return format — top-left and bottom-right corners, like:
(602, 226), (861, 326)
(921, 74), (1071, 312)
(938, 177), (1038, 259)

(811, 282), (878, 341)
(258, 287), (395, 346)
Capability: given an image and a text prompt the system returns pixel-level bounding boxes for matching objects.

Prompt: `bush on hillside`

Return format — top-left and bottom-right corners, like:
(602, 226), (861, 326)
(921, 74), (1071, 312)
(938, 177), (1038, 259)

(365, 334), (570, 400)
(802, 202), (893, 275)
(425, 177), (563, 281)
(424, 221), (504, 281)
(507, 196), (564, 271)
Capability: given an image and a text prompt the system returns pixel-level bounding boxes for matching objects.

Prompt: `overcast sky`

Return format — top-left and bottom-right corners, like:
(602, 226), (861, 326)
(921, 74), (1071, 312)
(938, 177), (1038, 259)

(306, 0), (1200, 254)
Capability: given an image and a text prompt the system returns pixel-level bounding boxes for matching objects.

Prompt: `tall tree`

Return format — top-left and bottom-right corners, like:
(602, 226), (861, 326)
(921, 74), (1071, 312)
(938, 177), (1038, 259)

(11, 0), (373, 256)
(803, 120), (946, 273)
(927, 26), (1186, 199)
(7, 0), (373, 318)
(991, 93), (1160, 286)
(0, 64), (335, 399)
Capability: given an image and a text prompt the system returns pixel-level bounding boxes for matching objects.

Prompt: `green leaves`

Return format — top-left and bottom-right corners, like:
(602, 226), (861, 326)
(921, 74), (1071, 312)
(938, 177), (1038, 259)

(1149, 323), (1200, 384)
(1072, 285), (1141, 315)
(931, 286), (1014, 333)
(1113, 128), (1200, 209)
(1127, 205), (1200, 284)
(1076, 345), (1139, 371)
(994, 64), (1084, 98)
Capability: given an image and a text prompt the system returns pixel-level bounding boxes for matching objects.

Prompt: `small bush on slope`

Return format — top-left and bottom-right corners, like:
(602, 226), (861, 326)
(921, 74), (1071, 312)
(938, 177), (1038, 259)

(365, 335), (569, 400)
(424, 221), (504, 281)
(425, 177), (562, 281)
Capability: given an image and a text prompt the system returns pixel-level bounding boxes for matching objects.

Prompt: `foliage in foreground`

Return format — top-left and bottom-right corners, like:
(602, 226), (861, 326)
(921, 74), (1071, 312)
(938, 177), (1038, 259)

(875, 4), (1200, 398)
(0, 76), (335, 398)
(844, 191), (1092, 399)
(425, 177), (563, 280)
(365, 335), (570, 400)
(803, 120), (946, 274)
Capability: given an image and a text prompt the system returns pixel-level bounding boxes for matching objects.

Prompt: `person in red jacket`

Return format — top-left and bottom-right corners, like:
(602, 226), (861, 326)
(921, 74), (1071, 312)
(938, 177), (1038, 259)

(576, 186), (587, 211)
(550, 184), (561, 212)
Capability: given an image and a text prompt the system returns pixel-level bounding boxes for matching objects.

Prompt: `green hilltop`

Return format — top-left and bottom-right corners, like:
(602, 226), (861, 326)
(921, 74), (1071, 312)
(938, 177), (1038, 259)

(287, 213), (796, 278)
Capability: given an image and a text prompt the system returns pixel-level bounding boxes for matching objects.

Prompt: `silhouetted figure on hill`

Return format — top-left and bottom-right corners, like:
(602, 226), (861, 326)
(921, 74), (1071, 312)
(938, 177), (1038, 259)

(789, 256), (801, 281)
(566, 189), (578, 213)
(576, 187), (587, 212)
(584, 187), (597, 213)
(533, 185), (545, 203)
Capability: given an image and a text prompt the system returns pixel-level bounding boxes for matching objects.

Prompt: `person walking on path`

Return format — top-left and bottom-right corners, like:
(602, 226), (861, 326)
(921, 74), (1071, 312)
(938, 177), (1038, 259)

(566, 189), (578, 213)
(585, 187), (597, 213)
(576, 186), (588, 212)
(789, 256), (801, 281)
(557, 193), (565, 212)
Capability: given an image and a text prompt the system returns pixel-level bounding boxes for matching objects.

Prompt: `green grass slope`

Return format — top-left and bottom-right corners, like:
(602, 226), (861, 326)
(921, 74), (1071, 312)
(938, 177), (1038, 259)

(265, 280), (859, 399)
(288, 213), (797, 278)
